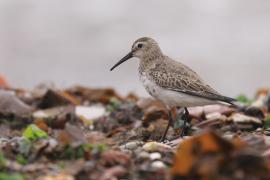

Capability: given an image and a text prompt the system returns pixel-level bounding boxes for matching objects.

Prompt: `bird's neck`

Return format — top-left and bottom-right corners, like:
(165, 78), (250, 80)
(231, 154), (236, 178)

(139, 54), (163, 74)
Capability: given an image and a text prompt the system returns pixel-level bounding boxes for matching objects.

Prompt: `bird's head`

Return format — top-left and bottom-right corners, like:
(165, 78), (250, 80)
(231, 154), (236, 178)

(110, 37), (163, 71)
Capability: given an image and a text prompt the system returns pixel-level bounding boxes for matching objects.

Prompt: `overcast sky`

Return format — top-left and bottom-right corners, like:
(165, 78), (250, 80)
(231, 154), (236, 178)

(0, 0), (270, 97)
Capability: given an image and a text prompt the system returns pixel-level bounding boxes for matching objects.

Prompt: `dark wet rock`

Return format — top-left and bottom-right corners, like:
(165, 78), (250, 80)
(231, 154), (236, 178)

(31, 82), (57, 98)
(0, 90), (33, 116)
(55, 123), (87, 146)
(226, 113), (263, 130)
(38, 89), (80, 109)
(94, 101), (142, 135)
(67, 86), (122, 104)
(111, 102), (142, 125)
(136, 98), (167, 126)
(243, 106), (265, 119)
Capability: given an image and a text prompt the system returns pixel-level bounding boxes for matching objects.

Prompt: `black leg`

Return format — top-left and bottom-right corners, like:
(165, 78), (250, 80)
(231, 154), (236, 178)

(160, 110), (173, 142)
(180, 107), (190, 137)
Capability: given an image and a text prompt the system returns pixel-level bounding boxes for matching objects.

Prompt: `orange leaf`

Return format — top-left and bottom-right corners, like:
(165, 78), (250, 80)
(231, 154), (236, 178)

(171, 131), (235, 176)
(0, 75), (9, 88)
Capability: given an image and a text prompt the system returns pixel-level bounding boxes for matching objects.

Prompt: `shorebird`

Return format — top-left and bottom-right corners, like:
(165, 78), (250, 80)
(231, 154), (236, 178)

(110, 37), (236, 141)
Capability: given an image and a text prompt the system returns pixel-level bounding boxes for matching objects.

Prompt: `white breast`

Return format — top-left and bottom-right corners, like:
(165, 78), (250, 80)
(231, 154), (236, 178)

(139, 73), (216, 108)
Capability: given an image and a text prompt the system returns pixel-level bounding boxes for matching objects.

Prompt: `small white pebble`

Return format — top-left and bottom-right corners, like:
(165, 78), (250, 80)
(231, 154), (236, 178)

(33, 111), (49, 118)
(48, 138), (58, 148)
(75, 105), (105, 121)
(89, 125), (95, 130)
(142, 142), (172, 152)
(150, 152), (161, 160)
(138, 151), (150, 159)
(223, 134), (234, 140)
(125, 141), (140, 150)
(151, 161), (166, 170)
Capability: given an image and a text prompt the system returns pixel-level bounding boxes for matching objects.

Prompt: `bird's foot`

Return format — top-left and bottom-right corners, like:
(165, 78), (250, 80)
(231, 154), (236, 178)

(182, 113), (189, 122)
(180, 123), (192, 138)
(179, 108), (191, 138)
(180, 129), (186, 138)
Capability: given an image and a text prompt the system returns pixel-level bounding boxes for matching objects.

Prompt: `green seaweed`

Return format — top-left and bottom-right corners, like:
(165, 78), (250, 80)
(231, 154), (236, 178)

(264, 114), (270, 128)
(23, 124), (48, 141)
(0, 173), (24, 180)
(236, 94), (253, 105)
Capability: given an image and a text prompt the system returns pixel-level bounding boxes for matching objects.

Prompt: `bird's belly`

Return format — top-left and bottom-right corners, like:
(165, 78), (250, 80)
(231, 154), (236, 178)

(140, 75), (216, 107)
(156, 88), (216, 107)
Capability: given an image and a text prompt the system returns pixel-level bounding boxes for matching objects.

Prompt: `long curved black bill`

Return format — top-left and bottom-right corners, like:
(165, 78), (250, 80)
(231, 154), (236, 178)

(110, 51), (133, 71)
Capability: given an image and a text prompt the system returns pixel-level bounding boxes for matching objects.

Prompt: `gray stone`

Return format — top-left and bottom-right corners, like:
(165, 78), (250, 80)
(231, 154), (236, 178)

(149, 152), (162, 160)
(151, 161), (166, 170)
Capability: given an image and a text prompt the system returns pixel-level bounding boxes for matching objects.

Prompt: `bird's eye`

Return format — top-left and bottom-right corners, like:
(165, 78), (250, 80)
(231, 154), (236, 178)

(137, 43), (143, 48)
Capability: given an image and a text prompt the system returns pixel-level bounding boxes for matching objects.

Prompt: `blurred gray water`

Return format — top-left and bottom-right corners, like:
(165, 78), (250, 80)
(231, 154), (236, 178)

(0, 0), (270, 97)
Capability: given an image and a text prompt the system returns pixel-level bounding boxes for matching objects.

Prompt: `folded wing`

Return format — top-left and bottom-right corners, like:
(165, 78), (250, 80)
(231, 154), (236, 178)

(149, 69), (236, 105)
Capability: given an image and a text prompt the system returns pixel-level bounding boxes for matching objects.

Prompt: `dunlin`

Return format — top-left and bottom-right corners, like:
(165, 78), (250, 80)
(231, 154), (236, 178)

(110, 37), (236, 141)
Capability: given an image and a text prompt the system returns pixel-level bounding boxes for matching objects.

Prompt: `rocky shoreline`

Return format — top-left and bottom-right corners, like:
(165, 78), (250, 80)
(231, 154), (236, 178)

(0, 83), (270, 179)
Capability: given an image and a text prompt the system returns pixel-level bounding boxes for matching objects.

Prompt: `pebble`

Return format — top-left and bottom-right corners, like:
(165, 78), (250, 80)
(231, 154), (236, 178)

(264, 136), (270, 146)
(151, 161), (166, 170)
(136, 98), (167, 122)
(255, 128), (263, 134)
(120, 141), (143, 151)
(138, 151), (150, 159)
(223, 133), (234, 140)
(142, 142), (172, 152)
(75, 105), (106, 122)
(149, 152), (161, 160)
(37, 174), (74, 180)
(205, 112), (223, 120)
(203, 105), (235, 115)
(33, 106), (71, 119)
(195, 118), (223, 129)
(264, 128), (270, 136)
(228, 113), (262, 125)
(45, 138), (58, 153)
(33, 111), (49, 118)
(262, 148), (270, 157)
(121, 149), (132, 154)
(243, 106), (265, 119)
(188, 106), (204, 118)
(0, 90), (32, 116)
(236, 124), (254, 130)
